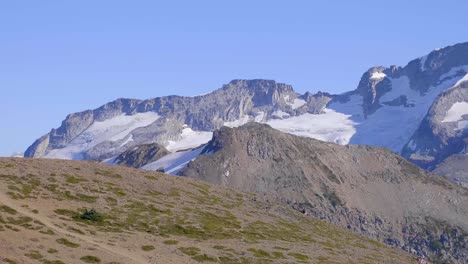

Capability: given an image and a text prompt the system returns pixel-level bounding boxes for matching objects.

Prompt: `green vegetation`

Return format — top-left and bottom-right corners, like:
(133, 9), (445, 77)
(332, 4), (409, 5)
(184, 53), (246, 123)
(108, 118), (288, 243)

(56, 238), (80, 248)
(94, 170), (122, 179)
(54, 208), (75, 217)
(145, 175), (158, 180)
(247, 248), (271, 258)
(47, 248), (58, 254)
(64, 174), (88, 184)
(192, 254), (217, 262)
(42, 260), (66, 264)
(141, 245), (155, 251)
(25, 250), (43, 260)
(271, 252), (285, 259)
(77, 208), (103, 222)
(272, 246), (289, 251)
(163, 239), (179, 245)
(0, 205), (17, 215)
(288, 252), (309, 261)
(3, 258), (17, 264)
(80, 256), (101, 263)
(6, 178), (40, 199)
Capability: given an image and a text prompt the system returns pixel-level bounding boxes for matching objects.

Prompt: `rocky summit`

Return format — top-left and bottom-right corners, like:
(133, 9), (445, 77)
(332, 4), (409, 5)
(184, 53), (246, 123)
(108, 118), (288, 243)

(180, 123), (468, 263)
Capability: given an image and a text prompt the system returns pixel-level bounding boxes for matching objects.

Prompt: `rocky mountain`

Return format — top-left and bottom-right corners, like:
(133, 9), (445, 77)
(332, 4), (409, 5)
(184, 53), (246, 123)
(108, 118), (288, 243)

(180, 123), (468, 263)
(113, 143), (169, 168)
(433, 153), (468, 188)
(24, 42), (468, 179)
(0, 158), (417, 264)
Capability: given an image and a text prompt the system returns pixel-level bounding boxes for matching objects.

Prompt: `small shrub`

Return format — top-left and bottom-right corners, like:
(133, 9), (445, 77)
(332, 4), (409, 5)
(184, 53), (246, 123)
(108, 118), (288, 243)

(47, 248), (58, 254)
(163, 240), (179, 245)
(142, 245), (155, 251)
(247, 248), (270, 258)
(0, 205), (17, 215)
(25, 251), (43, 260)
(288, 252), (309, 261)
(80, 255), (101, 263)
(77, 209), (103, 222)
(192, 254), (217, 262)
(56, 238), (80, 248)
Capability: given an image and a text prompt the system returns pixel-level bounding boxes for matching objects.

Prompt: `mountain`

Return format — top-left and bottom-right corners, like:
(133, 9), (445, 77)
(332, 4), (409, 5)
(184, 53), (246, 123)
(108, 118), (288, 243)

(24, 42), (468, 179)
(0, 158), (416, 264)
(180, 123), (468, 263)
(113, 143), (169, 168)
(433, 153), (468, 188)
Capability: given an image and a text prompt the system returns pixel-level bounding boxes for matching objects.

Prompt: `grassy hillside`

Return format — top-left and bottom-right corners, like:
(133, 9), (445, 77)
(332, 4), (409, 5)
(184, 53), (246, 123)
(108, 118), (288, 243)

(0, 158), (415, 264)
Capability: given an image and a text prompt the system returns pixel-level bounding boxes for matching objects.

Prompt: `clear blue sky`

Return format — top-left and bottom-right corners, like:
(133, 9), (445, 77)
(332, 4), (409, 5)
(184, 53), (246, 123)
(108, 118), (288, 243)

(1, 0), (467, 156)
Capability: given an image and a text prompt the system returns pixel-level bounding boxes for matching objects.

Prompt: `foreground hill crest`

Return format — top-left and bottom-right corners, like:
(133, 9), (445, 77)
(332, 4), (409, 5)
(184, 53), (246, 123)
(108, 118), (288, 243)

(0, 158), (416, 263)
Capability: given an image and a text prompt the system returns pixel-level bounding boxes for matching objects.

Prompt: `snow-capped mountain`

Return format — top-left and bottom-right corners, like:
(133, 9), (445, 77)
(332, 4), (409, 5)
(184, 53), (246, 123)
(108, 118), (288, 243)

(25, 42), (468, 179)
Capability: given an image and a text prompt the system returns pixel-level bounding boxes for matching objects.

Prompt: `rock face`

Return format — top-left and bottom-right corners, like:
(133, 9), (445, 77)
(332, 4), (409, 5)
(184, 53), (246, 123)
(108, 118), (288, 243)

(180, 123), (468, 263)
(24, 42), (468, 179)
(401, 83), (468, 170)
(114, 143), (170, 168)
(25, 80), (325, 161)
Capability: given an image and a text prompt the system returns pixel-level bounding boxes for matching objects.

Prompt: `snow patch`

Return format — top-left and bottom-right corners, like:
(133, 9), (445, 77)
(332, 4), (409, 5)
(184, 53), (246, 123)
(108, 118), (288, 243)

(45, 112), (160, 160)
(442, 102), (468, 130)
(10, 152), (24, 158)
(254, 112), (265, 122)
(141, 145), (206, 175)
(420, 55), (428, 72)
(166, 127), (212, 152)
(454, 73), (468, 87)
(440, 66), (468, 81)
(327, 70), (464, 153)
(328, 94), (364, 117)
(119, 135), (134, 148)
(352, 75), (455, 152)
(266, 109), (357, 145)
(370, 72), (386, 80)
(291, 98), (306, 109)
(442, 102), (468, 123)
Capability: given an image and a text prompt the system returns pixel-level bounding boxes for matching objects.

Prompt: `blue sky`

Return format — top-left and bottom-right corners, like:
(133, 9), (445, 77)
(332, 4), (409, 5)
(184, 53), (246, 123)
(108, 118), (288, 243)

(1, 0), (467, 156)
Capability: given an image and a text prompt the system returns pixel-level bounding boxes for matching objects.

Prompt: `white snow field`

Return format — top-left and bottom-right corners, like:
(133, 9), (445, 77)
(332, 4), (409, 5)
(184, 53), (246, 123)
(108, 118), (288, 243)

(442, 101), (468, 130)
(45, 112), (160, 159)
(328, 68), (467, 152)
(166, 126), (212, 152)
(141, 145), (206, 174)
(266, 110), (356, 145)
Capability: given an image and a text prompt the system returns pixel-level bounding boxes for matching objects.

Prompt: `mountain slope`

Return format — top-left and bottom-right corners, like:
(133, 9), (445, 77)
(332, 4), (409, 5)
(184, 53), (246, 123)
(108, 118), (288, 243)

(0, 158), (416, 264)
(433, 153), (468, 188)
(113, 142), (170, 168)
(180, 123), (468, 263)
(24, 42), (468, 176)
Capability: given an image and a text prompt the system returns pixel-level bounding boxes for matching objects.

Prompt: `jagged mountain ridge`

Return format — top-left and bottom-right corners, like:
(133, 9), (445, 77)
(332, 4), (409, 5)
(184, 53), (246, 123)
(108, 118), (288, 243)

(180, 123), (468, 263)
(24, 42), (468, 177)
(25, 80), (327, 160)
